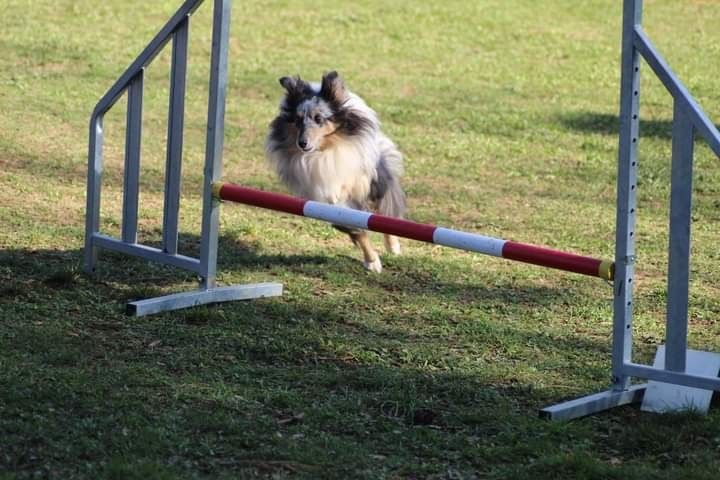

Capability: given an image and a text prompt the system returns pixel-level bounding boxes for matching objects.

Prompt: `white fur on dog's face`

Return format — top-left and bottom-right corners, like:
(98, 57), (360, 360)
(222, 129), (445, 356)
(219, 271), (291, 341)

(294, 97), (335, 152)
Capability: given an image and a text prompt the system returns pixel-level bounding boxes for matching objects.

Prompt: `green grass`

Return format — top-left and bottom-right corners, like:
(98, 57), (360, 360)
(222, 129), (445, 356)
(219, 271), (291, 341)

(2, 0), (720, 478)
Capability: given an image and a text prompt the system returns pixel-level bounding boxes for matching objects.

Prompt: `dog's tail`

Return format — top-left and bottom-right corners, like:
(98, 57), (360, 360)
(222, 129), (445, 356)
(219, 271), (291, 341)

(377, 175), (406, 219)
(374, 136), (406, 219)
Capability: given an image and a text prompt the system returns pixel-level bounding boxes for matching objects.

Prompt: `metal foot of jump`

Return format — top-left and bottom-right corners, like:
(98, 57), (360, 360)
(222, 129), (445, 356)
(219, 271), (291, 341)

(540, 384), (647, 421)
(127, 282), (283, 317)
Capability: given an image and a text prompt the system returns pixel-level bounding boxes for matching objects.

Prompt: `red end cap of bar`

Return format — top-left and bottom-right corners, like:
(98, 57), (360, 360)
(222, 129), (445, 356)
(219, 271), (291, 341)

(502, 241), (603, 278)
(367, 214), (436, 243)
(219, 183), (306, 216)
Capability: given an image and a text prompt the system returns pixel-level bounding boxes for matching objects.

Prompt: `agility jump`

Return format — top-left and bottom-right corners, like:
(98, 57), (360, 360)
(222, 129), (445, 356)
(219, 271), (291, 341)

(212, 182), (614, 281)
(84, 0), (720, 420)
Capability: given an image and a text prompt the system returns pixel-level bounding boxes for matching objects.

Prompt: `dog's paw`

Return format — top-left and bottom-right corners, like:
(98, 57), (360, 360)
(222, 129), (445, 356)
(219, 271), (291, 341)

(363, 257), (382, 273)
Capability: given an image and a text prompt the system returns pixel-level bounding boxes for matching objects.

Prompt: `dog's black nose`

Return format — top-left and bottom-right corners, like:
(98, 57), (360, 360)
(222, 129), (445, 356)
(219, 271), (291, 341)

(298, 140), (308, 149)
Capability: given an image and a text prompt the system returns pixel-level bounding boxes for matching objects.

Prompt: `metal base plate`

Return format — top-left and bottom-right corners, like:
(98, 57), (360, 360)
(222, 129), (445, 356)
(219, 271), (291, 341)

(127, 282), (283, 316)
(540, 384), (646, 421)
(641, 345), (720, 414)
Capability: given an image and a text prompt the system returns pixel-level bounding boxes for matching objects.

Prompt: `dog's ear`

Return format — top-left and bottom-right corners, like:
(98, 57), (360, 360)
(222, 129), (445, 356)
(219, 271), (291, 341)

(279, 76), (299, 92)
(320, 71), (347, 104)
(279, 76), (311, 108)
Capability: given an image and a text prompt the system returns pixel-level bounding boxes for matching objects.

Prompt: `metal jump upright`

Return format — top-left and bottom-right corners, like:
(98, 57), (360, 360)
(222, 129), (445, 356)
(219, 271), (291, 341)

(83, 0), (282, 316)
(541, 0), (720, 420)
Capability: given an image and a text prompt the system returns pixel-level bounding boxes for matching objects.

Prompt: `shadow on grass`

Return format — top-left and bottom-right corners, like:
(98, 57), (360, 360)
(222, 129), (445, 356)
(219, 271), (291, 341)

(1, 241), (661, 478)
(0, 327), (632, 479)
(0, 237), (327, 312)
(0, 232), (610, 350)
(559, 112), (675, 138)
(0, 231), (614, 392)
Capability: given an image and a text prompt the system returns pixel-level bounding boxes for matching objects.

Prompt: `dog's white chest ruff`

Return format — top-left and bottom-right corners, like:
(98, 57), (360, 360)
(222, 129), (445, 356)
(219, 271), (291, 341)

(289, 141), (375, 204)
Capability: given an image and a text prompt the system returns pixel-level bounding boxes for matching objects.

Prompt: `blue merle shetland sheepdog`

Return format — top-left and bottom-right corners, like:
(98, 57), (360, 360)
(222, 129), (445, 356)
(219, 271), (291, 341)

(265, 71), (406, 273)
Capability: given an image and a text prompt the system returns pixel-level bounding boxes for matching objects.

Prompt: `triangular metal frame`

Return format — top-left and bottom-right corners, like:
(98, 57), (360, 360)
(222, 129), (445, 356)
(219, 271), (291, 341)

(83, 0), (282, 316)
(542, 0), (720, 420)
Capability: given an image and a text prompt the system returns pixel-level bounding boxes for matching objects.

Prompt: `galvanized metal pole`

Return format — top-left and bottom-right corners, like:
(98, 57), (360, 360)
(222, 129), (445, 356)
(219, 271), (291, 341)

(122, 70), (144, 244)
(611, 0), (642, 392)
(84, 115), (104, 272)
(665, 102), (694, 372)
(162, 17), (190, 255)
(199, 0), (232, 290)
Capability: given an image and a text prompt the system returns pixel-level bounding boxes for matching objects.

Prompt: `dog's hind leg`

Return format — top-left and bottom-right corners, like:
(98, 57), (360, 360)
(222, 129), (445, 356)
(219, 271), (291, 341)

(383, 235), (401, 255)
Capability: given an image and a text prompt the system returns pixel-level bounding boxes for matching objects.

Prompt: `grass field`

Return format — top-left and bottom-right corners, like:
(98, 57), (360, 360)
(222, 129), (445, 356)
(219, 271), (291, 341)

(2, 0), (720, 478)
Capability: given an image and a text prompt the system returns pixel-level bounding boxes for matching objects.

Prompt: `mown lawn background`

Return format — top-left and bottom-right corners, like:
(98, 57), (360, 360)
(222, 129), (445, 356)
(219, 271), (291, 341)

(1, 0), (720, 478)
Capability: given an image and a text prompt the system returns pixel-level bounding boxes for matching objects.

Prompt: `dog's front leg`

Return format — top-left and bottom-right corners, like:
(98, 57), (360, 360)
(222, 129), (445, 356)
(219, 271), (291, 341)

(352, 230), (382, 273)
(332, 225), (382, 273)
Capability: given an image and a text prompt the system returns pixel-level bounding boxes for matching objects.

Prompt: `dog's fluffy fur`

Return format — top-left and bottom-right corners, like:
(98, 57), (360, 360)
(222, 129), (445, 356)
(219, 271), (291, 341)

(265, 71), (406, 272)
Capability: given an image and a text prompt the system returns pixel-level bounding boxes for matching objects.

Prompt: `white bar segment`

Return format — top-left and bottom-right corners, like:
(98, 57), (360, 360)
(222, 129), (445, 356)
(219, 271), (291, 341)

(303, 201), (371, 230)
(432, 228), (506, 257)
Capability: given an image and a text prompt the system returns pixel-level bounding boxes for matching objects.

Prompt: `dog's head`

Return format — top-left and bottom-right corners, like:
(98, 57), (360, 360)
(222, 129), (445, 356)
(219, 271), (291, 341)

(275, 71), (372, 153)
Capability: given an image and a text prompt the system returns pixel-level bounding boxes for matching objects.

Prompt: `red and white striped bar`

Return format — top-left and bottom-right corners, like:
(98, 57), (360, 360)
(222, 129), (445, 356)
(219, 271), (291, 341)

(213, 182), (614, 280)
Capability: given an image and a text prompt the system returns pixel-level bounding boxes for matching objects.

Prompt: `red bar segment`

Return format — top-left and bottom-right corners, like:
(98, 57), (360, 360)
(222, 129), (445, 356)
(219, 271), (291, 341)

(367, 214), (437, 243)
(501, 241), (603, 278)
(219, 183), (306, 216)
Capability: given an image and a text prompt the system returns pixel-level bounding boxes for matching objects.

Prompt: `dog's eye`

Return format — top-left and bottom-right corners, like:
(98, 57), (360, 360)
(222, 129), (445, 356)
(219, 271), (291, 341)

(314, 114), (323, 124)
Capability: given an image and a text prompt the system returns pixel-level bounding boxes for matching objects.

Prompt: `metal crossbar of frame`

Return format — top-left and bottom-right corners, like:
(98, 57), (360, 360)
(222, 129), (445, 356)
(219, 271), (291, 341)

(84, 0), (720, 418)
